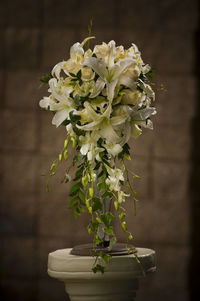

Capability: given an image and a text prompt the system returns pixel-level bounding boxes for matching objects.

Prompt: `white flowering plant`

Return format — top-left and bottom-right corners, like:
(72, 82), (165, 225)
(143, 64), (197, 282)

(39, 35), (156, 273)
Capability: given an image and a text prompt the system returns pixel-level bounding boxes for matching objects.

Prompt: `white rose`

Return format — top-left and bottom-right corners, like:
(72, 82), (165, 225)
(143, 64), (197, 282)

(94, 42), (109, 59)
(64, 59), (80, 75)
(121, 90), (145, 106)
(123, 65), (141, 80)
(81, 67), (95, 81)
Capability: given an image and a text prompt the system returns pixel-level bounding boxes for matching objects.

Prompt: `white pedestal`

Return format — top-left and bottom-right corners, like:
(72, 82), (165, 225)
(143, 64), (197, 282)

(48, 248), (156, 301)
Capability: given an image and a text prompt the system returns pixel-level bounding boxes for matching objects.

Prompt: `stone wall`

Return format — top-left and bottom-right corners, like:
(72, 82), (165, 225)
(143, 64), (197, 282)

(0, 0), (198, 300)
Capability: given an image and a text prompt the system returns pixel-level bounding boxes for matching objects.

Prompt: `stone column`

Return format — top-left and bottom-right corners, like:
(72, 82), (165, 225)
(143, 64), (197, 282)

(48, 248), (156, 301)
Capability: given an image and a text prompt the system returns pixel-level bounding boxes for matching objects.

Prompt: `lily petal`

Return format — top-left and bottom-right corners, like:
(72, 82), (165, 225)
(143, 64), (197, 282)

(76, 119), (102, 131)
(52, 109), (71, 127)
(132, 107), (156, 121)
(107, 40), (116, 68)
(39, 97), (54, 110)
(99, 120), (120, 143)
(52, 61), (66, 78)
(106, 79), (118, 101)
(119, 75), (136, 90)
(110, 115), (128, 126)
(112, 58), (135, 80)
(90, 77), (105, 98)
(84, 57), (107, 79)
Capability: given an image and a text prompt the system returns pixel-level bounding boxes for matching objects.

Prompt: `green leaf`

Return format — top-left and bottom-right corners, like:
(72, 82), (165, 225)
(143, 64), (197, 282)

(102, 191), (113, 199)
(92, 264), (105, 274)
(92, 197), (103, 211)
(94, 161), (101, 170)
(72, 125), (85, 136)
(69, 72), (76, 77)
(69, 111), (81, 123)
(39, 74), (52, 84)
(79, 189), (86, 201)
(61, 119), (71, 126)
(73, 154), (84, 166)
(101, 212), (114, 228)
(118, 143), (130, 159)
(104, 227), (114, 236)
(74, 95), (81, 106)
(69, 182), (83, 196)
(90, 221), (99, 232)
(102, 158), (111, 167)
(68, 196), (79, 209)
(108, 237), (117, 251)
(73, 166), (84, 181)
(119, 212), (126, 222)
(101, 253), (111, 264)
(77, 69), (82, 78)
(74, 207), (81, 218)
(97, 169), (104, 178)
(97, 178), (107, 191)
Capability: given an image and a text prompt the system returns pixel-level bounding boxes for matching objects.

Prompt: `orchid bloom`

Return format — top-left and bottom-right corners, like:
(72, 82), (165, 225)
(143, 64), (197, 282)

(105, 166), (124, 192)
(79, 131), (104, 162)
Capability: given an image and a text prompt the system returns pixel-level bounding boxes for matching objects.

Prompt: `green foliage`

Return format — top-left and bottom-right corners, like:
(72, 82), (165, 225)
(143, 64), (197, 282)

(101, 212), (114, 228)
(92, 264), (105, 274)
(68, 196), (79, 209)
(69, 182), (83, 196)
(139, 68), (156, 82)
(73, 166), (84, 181)
(39, 74), (53, 84)
(73, 154), (84, 166)
(92, 197), (102, 211)
(41, 132), (141, 274)
(69, 70), (83, 86)
(118, 143), (130, 160)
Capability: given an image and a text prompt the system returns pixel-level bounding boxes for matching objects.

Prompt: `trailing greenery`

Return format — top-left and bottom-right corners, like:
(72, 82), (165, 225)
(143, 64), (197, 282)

(42, 133), (142, 273)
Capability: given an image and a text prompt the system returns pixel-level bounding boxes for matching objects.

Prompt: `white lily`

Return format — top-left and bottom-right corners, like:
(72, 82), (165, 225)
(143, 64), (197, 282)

(39, 96), (55, 110)
(84, 55), (135, 101)
(52, 36), (95, 79)
(47, 78), (75, 127)
(76, 101), (121, 143)
(129, 107), (156, 138)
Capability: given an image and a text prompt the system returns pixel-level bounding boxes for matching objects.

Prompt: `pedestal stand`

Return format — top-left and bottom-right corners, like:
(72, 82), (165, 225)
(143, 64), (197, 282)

(48, 248), (156, 301)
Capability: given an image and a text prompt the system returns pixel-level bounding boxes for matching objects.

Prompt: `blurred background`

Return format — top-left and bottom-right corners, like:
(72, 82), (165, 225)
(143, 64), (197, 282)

(0, 0), (199, 300)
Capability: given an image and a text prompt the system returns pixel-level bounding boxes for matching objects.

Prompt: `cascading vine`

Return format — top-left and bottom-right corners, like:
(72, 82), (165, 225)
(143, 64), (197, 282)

(39, 35), (156, 273)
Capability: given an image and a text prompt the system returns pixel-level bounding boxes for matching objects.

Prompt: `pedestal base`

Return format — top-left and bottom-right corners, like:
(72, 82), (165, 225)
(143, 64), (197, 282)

(48, 248), (156, 301)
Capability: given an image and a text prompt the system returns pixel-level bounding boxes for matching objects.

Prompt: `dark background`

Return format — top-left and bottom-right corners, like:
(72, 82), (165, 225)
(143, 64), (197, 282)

(0, 0), (199, 300)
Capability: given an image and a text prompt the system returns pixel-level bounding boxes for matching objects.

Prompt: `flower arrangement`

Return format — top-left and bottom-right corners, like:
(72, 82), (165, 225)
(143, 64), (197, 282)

(39, 35), (156, 272)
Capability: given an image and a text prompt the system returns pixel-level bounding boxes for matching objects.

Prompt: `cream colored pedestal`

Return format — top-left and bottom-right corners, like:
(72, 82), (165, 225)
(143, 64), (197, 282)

(48, 248), (156, 301)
